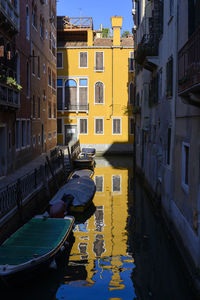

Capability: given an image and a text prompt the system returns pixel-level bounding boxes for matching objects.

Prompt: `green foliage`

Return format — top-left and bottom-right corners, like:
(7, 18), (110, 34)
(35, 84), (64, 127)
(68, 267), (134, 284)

(102, 28), (111, 38)
(122, 31), (131, 37)
(0, 75), (22, 90)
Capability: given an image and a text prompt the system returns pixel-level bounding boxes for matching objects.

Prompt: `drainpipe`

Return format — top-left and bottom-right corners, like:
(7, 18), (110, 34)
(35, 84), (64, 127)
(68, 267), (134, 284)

(111, 46), (114, 117)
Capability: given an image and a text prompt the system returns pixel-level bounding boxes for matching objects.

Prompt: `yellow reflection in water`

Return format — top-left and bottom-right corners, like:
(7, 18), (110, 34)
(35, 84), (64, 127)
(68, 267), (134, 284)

(68, 157), (134, 289)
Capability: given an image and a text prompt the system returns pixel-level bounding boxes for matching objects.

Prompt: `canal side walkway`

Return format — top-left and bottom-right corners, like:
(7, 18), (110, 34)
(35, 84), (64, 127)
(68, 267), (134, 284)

(0, 147), (71, 190)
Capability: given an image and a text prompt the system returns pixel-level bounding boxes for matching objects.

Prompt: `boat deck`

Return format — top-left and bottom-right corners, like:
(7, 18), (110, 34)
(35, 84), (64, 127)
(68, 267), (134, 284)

(0, 217), (73, 266)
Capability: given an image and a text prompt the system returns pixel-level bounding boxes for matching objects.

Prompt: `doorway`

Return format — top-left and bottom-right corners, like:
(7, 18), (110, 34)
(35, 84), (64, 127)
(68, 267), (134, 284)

(64, 124), (77, 146)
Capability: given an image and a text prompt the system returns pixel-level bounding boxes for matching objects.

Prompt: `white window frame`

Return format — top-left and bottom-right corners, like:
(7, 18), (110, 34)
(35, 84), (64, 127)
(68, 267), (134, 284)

(112, 175), (122, 194)
(79, 51), (88, 68)
(181, 142), (190, 193)
(95, 117), (104, 135)
(112, 117), (122, 135)
(94, 81), (105, 105)
(79, 118), (88, 135)
(95, 51), (104, 72)
(95, 175), (104, 192)
(57, 52), (63, 69)
(129, 51), (134, 72)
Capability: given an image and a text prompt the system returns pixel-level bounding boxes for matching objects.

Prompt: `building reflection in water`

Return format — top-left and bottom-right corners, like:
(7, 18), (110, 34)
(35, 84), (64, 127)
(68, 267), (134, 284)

(56, 156), (136, 300)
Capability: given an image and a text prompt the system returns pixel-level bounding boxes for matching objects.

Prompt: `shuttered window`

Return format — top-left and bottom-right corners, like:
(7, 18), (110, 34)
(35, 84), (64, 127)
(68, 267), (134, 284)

(95, 118), (103, 134)
(129, 51), (134, 71)
(112, 118), (121, 134)
(95, 52), (104, 71)
(57, 52), (63, 68)
(79, 119), (88, 134)
(95, 176), (103, 192)
(65, 80), (77, 110)
(95, 82), (104, 104)
(79, 79), (88, 110)
(79, 52), (88, 68)
(112, 175), (121, 193)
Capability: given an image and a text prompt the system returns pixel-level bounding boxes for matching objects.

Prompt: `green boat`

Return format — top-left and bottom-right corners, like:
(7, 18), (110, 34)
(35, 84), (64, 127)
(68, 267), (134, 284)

(0, 215), (74, 284)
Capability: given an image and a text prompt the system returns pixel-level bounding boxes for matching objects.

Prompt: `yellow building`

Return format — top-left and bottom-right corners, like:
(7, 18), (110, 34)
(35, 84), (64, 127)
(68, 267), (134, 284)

(57, 16), (134, 154)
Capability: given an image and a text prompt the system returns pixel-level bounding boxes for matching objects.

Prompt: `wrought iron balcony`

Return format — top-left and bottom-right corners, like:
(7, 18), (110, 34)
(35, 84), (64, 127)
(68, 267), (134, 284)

(0, 82), (20, 110)
(0, 0), (19, 34)
(178, 25), (200, 105)
(57, 17), (93, 31)
(64, 104), (89, 112)
(135, 34), (159, 66)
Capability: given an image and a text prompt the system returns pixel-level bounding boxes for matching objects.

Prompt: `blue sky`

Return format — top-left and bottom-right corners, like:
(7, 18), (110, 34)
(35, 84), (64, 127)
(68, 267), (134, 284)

(56, 0), (133, 33)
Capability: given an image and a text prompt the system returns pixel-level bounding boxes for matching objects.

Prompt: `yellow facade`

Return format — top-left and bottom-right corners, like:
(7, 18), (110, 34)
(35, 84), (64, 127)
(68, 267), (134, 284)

(57, 17), (134, 154)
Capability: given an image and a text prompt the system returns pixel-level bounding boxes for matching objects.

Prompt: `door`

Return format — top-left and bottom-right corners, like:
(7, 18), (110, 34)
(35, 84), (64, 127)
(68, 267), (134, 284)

(65, 125), (77, 146)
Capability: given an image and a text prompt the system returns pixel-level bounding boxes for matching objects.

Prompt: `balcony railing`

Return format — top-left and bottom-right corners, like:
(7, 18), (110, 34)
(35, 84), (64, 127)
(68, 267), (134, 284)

(135, 34), (159, 65)
(0, 0), (19, 33)
(0, 83), (20, 109)
(57, 17), (93, 31)
(178, 25), (200, 94)
(64, 104), (89, 112)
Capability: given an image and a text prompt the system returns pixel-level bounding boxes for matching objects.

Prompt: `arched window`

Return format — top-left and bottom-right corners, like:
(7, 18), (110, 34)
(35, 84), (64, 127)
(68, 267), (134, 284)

(65, 79), (77, 110)
(95, 81), (104, 104)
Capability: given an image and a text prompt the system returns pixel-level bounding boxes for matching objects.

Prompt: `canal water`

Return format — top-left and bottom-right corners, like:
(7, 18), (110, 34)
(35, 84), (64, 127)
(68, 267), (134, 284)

(2, 156), (198, 300)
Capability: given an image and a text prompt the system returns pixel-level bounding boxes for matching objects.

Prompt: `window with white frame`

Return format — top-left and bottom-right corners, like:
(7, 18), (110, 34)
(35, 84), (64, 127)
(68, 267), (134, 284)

(57, 52), (63, 68)
(79, 52), (88, 68)
(79, 78), (88, 110)
(112, 175), (121, 193)
(182, 142), (190, 191)
(48, 102), (51, 118)
(48, 67), (51, 86)
(95, 118), (104, 134)
(79, 118), (88, 134)
(112, 118), (121, 134)
(95, 51), (104, 71)
(95, 176), (104, 192)
(64, 78), (88, 111)
(129, 51), (134, 71)
(95, 82), (104, 104)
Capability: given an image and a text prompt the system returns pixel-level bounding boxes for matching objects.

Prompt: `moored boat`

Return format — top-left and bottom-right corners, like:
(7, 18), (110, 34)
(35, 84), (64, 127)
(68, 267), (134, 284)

(72, 154), (95, 170)
(79, 147), (96, 158)
(0, 215), (74, 285)
(49, 173), (96, 214)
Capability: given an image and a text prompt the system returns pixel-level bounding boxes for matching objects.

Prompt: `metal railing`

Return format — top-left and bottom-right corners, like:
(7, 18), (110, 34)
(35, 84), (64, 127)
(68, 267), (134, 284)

(178, 25), (200, 93)
(0, 0), (19, 32)
(64, 104), (89, 111)
(57, 17), (93, 30)
(0, 83), (20, 108)
(0, 149), (64, 218)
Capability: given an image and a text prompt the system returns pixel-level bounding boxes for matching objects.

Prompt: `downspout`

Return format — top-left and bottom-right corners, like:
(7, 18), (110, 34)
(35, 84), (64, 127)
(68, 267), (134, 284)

(111, 46), (114, 117)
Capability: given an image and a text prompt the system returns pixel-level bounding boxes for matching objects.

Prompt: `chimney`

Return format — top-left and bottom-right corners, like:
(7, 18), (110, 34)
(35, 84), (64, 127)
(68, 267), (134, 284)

(111, 16), (123, 46)
(87, 29), (93, 46)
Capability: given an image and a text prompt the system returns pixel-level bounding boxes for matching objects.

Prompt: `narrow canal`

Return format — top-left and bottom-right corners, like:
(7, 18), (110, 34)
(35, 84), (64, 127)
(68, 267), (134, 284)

(2, 156), (198, 300)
